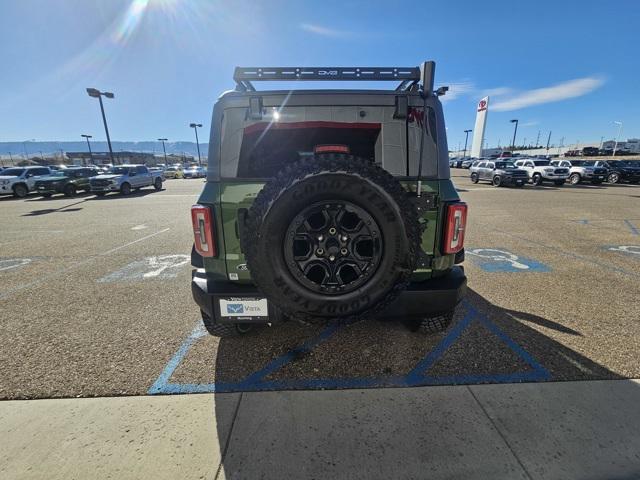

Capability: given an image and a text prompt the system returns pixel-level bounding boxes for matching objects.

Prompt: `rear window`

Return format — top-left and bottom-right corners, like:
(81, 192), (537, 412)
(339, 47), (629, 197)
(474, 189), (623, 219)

(219, 104), (438, 179)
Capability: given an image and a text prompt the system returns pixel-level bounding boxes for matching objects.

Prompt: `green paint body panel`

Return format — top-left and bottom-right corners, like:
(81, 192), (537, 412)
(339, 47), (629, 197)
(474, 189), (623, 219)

(197, 177), (460, 285)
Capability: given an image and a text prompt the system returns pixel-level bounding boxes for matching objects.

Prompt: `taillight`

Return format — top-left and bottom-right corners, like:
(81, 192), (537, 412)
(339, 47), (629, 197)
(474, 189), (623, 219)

(314, 144), (350, 154)
(443, 203), (467, 254)
(191, 205), (217, 257)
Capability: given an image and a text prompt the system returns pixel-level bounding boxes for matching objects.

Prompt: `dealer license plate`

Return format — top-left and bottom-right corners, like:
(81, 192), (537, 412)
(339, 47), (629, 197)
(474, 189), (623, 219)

(219, 298), (268, 318)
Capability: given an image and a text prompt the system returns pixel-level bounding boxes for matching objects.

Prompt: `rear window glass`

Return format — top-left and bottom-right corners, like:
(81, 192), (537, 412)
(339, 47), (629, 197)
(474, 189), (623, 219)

(219, 104), (437, 179)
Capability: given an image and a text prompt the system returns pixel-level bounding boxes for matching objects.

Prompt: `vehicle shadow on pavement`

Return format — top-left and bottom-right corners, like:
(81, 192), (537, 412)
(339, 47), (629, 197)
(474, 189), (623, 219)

(89, 188), (164, 200)
(21, 199), (88, 216)
(211, 287), (628, 478)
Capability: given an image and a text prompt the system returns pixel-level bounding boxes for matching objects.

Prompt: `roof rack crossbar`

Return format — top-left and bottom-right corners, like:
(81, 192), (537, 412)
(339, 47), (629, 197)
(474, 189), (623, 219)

(234, 66), (422, 84)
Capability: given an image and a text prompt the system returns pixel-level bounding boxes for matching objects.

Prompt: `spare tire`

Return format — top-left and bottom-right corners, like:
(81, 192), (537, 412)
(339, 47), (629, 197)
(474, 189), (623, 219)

(242, 153), (420, 322)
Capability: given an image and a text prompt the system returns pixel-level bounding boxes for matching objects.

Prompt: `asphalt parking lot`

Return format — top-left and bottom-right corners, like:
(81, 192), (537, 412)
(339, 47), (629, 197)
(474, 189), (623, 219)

(1, 172), (639, 400)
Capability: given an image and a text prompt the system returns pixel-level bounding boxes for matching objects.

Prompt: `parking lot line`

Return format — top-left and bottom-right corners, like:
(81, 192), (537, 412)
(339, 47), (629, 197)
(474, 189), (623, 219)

(0, 228), (170, 300)
(491, 227), (640, 279)
(149, 301), (550, 395)
(624, 219), (639, 236)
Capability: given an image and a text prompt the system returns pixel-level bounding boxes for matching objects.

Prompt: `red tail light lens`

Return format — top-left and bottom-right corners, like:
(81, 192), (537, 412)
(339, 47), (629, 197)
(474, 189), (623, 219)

(191, 205), (217, 257)
(314, 144), (350, 154)
(443, 203), (467, 254)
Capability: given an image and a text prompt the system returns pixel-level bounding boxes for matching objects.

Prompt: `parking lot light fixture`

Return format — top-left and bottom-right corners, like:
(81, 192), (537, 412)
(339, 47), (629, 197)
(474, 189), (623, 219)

(81, 134), (93, 165)
(613, 121), (623, 157)
(158, 138), (168, 165)
(86, 88), (115, 164)
(189, 123), (203, 167)
(463, 129), (472, 158)
(510, 119), (519, 150)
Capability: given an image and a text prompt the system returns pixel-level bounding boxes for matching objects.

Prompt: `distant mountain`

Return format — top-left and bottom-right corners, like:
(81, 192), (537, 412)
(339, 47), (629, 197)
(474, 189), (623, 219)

(0, 141), (209, 157)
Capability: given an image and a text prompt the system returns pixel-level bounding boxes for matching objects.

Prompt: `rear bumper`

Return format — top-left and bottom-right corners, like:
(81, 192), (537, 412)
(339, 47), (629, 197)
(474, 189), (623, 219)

(191, 266), (467, 325)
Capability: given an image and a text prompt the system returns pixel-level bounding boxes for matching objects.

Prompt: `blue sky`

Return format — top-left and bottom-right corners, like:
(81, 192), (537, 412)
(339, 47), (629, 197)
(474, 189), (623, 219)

(1, 0), (639, 150)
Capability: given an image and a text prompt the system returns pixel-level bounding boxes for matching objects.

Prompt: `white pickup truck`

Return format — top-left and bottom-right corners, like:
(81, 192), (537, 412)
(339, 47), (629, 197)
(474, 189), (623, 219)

(0, 166), (52, 198)
(550, 159), (607, 185)
(89, 164), (163, 196)
(513, 158), (570, 186)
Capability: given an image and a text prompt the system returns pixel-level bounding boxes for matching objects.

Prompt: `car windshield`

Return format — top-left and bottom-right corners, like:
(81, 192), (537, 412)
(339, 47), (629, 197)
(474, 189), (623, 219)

(1, 168), (25, 176)
(533, 160), (550, 166)
(108, 167), (130, 174)
(495, 162), (516, 169)
(572, 161), (595, 166)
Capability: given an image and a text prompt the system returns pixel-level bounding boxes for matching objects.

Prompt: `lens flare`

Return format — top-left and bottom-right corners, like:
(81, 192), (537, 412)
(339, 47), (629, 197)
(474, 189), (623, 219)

(112, 0), (151, 44)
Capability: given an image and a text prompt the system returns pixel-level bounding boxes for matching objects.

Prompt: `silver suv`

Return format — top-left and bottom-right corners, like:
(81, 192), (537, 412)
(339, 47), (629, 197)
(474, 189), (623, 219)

(470, 160), (528, 187)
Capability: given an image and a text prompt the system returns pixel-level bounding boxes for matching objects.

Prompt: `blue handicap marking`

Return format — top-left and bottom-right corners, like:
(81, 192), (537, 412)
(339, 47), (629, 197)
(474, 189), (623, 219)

(148, 301), (551, 395)
(467, 248), (551, 272)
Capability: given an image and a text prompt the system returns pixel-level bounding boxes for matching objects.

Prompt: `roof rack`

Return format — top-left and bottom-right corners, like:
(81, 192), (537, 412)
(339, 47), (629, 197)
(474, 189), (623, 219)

(233, 62), (435, 93)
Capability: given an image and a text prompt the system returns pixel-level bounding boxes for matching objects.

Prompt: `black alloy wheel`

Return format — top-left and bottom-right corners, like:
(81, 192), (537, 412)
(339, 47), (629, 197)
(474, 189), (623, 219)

(284, 201), (383, 295)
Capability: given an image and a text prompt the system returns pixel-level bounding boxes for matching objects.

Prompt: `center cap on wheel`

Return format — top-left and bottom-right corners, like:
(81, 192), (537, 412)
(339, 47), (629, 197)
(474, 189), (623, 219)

(284, 200), (383, 295)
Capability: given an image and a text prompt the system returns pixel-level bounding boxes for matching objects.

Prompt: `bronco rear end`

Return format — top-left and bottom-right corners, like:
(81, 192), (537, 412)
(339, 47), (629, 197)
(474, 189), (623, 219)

(191, 62), (467, 337)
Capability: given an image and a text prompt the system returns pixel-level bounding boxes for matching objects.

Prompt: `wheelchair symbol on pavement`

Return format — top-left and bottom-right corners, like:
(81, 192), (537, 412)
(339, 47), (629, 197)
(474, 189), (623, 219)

(467, 248), (551, 272)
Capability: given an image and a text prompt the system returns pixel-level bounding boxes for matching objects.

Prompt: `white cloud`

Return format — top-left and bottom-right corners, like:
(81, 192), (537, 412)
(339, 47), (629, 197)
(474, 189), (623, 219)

(441, 81), (475, 102)
(492, 76), (605, 112)
(519, 121), (539, 127)
(300, 23), (351, 37)
(481, 87), (514, 98)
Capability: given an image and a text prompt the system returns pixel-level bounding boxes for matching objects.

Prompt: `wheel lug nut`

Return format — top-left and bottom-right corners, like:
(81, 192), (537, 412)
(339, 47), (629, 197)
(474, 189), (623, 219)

(329, 227), (337, 235)
(329, 255), (336, 262)
(316, 248), (324, 256)
(340, 248), (348, 255)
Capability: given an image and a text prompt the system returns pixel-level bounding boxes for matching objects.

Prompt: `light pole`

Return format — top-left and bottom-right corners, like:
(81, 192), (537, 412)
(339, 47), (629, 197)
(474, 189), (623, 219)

(22, 139), (34, 161)
(510, 119), (519, 151)
(612, 121), (623, 157)
(86, 88), (115, 164)
(463, 129), (472, 158)
(546, 131), (552, 153)
(81, 134), (93, 165)
(189, 123), (203, 166)
(158, 138), (168, 166)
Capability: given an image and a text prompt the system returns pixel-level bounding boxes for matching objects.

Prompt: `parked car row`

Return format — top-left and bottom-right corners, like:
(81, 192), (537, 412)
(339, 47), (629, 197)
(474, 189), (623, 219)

(0, 164), (164, 198)
(467, 158), (640, 188)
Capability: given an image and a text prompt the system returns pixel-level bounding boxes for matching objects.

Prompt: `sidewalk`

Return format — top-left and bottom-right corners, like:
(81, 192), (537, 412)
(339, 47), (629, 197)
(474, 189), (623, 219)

(2, 380), (639, 479)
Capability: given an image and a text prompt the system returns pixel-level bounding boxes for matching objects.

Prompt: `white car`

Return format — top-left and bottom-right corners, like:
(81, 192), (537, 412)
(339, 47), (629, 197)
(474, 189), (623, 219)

(0, 166), (52, 198)
(513, 158), (569, 186)
(550, 160), (607, 185)
(183, 166), (206, 178)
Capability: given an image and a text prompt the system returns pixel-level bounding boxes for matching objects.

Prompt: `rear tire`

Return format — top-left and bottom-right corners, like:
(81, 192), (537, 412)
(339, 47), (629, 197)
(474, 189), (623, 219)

(201, 310), (254, 337)
(63, 184), (77, 197)
(154, 177), (162, 190)
(243, 153), (420, 323)
(492, 175), (503, 187)
(532, 173), (543, 186)
(418, 311), (454, 334)
(13, 184), (28, 198)
(120, 183), (131, 195)
(569, 173), (581, 185)
(470, 173), (479, 184)
(608, 172), (620, 184)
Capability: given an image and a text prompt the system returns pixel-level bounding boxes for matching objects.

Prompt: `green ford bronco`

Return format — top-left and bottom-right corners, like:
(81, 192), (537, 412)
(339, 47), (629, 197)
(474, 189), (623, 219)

(190, 62), (467, 336)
